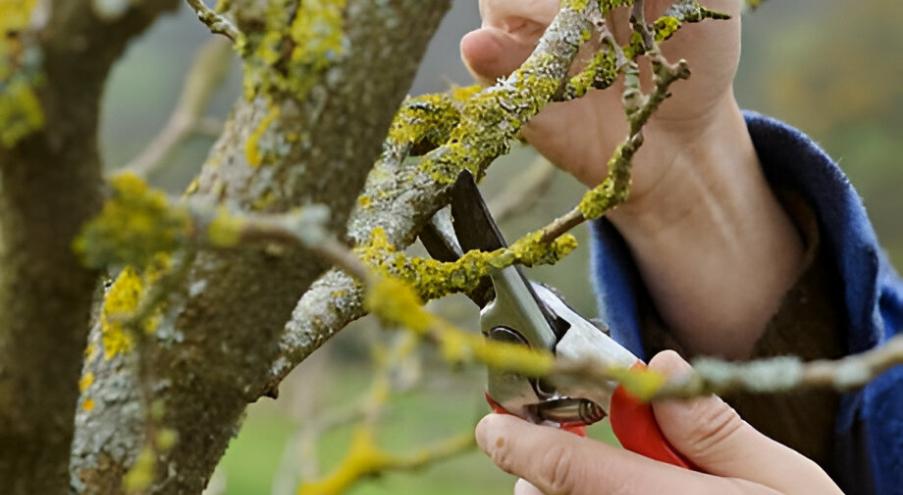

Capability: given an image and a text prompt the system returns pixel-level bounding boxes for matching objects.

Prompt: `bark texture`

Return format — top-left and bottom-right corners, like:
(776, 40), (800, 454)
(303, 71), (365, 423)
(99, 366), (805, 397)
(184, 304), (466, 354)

(71, 2), (450, 493)
(0, 2), (178, 494)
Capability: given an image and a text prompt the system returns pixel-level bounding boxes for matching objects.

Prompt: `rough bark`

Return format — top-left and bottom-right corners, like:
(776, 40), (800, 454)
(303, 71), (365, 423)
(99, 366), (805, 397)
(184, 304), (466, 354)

(70, 2), (451, 493)
(0, 1), (178, 494)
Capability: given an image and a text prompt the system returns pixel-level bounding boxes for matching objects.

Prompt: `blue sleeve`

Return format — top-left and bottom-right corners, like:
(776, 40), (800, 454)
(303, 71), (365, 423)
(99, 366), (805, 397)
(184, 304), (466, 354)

(588, 111), (903, 495)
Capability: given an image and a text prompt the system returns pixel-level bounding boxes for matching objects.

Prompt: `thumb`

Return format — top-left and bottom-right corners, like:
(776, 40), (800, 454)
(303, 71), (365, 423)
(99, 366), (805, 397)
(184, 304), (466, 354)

(475, 413), (763, 495)
(648, 351), (841, 494)
(460, 27), (535, 85)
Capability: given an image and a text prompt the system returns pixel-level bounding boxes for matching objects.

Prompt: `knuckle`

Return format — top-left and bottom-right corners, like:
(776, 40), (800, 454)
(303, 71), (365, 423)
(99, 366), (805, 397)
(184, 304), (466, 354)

(683, 398), (745, 458)
(490, 442), (518, 475)
(537, 443), (580, 494)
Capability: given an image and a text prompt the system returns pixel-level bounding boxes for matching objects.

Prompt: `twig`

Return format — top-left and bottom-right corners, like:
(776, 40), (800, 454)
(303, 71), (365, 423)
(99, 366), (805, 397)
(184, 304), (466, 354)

(125, 37), (233, 178)
(488, 156), (558, 224)
(655, 334), (903, 399)
(297, 428), (474, 495)
(185, 0), (242, 42)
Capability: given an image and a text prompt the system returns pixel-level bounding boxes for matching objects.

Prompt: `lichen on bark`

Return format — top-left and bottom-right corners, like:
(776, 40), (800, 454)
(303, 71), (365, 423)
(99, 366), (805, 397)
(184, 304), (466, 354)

(0, 1), (180, 493)
(70, 2), (452, 493)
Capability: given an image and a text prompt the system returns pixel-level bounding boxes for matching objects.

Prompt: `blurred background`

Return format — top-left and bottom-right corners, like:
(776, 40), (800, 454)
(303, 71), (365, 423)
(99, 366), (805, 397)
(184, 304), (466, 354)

(100, 1), (903, 493)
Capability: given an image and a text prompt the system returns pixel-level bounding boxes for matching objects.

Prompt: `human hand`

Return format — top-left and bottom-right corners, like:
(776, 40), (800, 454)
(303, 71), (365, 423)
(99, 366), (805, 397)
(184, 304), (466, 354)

(461, 0), (743, 196)
(474, 351), (843, 494)
(461, 1), (804, 359)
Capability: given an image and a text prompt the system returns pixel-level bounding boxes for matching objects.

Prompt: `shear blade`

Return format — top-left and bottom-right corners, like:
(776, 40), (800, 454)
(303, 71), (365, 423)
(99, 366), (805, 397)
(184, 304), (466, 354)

(450, 171), (509, 252)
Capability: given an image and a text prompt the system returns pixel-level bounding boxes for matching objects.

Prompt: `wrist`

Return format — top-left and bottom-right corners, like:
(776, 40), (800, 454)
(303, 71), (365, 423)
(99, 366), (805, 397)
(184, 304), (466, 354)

(608, 92), (750, 229)
(604, 95), (805, 357)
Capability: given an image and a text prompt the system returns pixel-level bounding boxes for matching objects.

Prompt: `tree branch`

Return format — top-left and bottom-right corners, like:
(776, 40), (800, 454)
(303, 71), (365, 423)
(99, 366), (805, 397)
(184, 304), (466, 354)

(185, 0), (242, 43)
(656, 334), (903, 399)
(0, 1), (179, 493)
(71, 2), (452, 493)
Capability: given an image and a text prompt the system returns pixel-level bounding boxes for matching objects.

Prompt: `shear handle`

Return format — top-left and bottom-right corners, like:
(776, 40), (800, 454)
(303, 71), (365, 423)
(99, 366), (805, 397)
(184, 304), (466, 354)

(610, 363), (695, 470)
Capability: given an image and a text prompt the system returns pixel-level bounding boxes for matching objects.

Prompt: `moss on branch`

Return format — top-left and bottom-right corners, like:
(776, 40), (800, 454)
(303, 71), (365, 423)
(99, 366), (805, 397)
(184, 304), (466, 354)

(75, 173), (190, 268)
(386, 85), (480, 156)
(357, 227), (577, 302)
(242, 0), (350, 102)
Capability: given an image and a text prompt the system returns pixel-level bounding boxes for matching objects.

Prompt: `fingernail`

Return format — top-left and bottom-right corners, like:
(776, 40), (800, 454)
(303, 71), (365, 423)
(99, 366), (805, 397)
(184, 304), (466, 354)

(648, 350), (692, 376)
(514, 479), (544, 495)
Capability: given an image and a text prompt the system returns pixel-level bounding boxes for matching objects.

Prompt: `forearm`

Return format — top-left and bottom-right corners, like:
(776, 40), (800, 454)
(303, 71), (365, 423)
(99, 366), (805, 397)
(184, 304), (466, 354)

(608, 95), (804, 359)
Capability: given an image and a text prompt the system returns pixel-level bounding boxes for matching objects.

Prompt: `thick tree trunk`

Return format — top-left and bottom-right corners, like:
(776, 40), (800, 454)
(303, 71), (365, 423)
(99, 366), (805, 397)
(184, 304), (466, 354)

(0, 2), (179, 494)
(70, 2), (451, 493)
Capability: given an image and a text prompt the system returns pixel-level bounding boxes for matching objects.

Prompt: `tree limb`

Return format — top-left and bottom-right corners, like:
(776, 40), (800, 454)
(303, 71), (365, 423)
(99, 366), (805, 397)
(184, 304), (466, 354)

(70, 2), (452, 493)
(655, 334), (903, 399)
(0, 1), (179, 493)
(185, 0), (242, 42)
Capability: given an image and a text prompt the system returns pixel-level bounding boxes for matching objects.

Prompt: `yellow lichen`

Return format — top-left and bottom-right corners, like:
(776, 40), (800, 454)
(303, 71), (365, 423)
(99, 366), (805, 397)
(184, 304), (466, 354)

(207, 209), (245, 248)
(82, 398), (95, 412)
(653, 16), (682, 42)
(386, 88), (478, 153)
(578, 143), (633, 219)
(84, 342), (98, 362)
(357, 227), (577, 302)
(100, 254), (171, 360)
(297, 427), (390, 495)
(364, 277), (430, 334)
(0, 0), (44, 147)
(364, 273), (555, 375)
(75, 173), (189, 268)
(123, 446), (155, 494)
(79, 371), (95, 393)
(0, 77), (44, 147)
(418, 53), (565, 185)
(155, 428), (178, 451)
(609, 366), (667, 402)
(245, 104), (280, 167)
(242, 0), (349, 102)
(297, 426), (474, 495)
(184, 178), (200, 196)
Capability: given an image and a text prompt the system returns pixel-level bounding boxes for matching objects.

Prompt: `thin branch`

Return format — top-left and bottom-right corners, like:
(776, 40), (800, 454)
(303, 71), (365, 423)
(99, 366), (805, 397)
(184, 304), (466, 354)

(125, 37), (233, 178)
(655, 334), (903, 399)
(297, 428), (474, 495)
(185, 0), (242, 42)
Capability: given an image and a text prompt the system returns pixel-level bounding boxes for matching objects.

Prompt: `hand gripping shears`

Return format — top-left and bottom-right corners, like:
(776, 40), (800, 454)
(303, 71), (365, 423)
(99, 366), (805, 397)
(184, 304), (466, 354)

(420, 171), (693, 469)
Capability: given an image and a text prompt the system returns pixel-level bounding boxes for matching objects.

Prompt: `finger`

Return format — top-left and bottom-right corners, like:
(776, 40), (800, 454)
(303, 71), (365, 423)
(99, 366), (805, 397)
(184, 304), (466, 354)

(461, 27), (535, 84)
(649, 351), (843, 495)
(514, 479), (544, 495)
(479, 0), (558, 31)
(475, 414), (775, 495)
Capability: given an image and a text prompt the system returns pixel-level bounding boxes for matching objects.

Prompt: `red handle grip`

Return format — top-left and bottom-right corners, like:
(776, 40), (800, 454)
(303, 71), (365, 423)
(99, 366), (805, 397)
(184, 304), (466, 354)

(610, 364), (695, 470)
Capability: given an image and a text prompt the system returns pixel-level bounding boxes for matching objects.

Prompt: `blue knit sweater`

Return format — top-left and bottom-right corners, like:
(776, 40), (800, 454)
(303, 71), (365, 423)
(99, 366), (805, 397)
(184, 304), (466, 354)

(589, 112), (903, 495)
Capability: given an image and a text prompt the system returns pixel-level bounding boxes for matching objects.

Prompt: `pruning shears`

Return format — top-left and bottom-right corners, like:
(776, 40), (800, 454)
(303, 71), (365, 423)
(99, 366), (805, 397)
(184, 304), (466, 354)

(420, 171), (693, 469)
